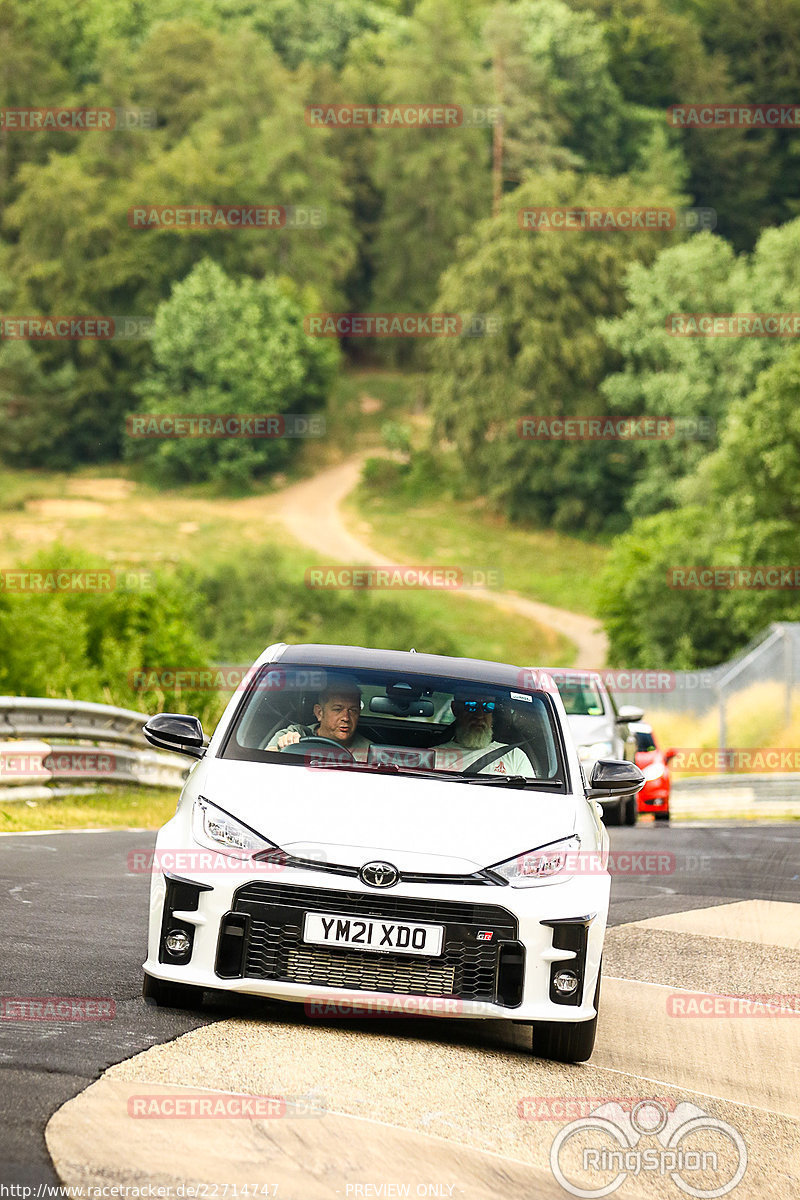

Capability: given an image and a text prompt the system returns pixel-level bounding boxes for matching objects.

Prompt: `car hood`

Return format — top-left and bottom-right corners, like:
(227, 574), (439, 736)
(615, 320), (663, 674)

(193, 758), (578, 874)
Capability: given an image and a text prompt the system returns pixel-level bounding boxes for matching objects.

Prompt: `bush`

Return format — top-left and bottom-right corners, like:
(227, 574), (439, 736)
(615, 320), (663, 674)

(125, 260), (340, 489)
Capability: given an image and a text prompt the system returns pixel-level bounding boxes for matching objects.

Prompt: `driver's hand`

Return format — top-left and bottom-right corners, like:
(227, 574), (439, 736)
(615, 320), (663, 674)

(277, 730), (301, 749)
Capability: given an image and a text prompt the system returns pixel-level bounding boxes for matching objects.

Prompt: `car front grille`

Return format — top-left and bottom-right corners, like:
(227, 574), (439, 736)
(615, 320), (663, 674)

(226, 881), (520, 1004)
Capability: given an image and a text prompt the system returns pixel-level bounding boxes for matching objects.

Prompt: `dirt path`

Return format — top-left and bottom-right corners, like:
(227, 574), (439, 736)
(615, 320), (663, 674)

(270, 456), (608, 668)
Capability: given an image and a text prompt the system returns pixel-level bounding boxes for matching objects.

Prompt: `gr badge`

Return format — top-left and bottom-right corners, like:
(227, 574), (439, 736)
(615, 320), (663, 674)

(476, 930), (494, 941)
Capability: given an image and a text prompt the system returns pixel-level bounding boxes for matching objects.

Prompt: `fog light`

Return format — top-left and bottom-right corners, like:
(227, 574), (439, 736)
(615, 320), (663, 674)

(553, 969), (579, 995)
(165, 929), (191, 955)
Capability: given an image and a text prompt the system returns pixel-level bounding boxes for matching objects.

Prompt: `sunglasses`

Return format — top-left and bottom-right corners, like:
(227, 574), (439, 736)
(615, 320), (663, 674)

(460, 699), (496, 713)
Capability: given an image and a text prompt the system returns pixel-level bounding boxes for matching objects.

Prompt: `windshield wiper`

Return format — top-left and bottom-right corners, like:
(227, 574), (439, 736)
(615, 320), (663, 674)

(458, 775), (564, 788)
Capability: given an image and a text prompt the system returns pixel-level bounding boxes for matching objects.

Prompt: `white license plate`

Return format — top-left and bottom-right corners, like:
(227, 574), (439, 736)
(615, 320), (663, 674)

(303, 911), (444, 957)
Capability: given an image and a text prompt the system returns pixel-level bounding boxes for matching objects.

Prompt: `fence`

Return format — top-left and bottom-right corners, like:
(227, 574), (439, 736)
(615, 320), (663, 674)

(613, 622), (800, 747)
(0, 697), (190, 802)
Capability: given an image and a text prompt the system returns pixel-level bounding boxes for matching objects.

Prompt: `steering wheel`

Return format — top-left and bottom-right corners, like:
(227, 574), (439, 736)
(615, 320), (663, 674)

(277, 735), (355, 763)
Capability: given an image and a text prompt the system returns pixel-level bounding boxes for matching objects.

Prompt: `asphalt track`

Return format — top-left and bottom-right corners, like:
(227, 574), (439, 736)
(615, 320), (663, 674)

(1, 823), (798, 1192)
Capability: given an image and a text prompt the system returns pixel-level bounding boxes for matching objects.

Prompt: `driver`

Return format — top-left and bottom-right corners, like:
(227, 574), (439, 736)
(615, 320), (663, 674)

(435, 690), (533, 776)
(266, 681), (372, 761)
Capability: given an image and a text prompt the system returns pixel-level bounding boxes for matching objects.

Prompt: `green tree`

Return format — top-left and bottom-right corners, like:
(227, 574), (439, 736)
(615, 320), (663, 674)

(427, 171), (684, 533)
(366, 0), (490, 349)
(126, 259), (340, 488)
(596, 506), (744, 668)
(600, 218), (800, 517)
(0, 547), (219, 722)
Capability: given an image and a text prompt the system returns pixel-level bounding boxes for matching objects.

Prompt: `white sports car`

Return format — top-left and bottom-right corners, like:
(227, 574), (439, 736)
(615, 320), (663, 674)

(141, 643), (643, 1062)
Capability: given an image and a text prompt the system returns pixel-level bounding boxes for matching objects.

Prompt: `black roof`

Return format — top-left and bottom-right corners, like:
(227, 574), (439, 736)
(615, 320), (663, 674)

(272, 642), (540, 689)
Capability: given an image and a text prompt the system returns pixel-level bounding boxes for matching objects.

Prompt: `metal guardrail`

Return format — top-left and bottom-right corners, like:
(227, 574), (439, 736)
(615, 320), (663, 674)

(0, 698), (190, 801)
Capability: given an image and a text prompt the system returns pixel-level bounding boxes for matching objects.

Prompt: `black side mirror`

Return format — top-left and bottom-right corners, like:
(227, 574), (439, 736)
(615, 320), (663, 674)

(586, 757), (644, 799)
(143, 713), (206, 759)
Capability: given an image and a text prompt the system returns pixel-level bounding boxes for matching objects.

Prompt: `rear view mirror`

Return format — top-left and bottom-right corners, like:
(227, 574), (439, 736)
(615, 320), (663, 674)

(369, 696), (435, 717)
(616, 705), (644, 723)
(586, 758), (644, 799)
(143, 713), (205, 759)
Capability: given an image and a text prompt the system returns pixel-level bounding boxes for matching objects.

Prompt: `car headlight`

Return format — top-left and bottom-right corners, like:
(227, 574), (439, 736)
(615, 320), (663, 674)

(642, 761), (665, 782)
(192, 796), (275, 859)
(578, 741), (613, 763)
(488, 835), (582, 887)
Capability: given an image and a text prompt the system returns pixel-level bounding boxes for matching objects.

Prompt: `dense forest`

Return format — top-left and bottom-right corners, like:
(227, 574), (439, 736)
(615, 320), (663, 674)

(3, 0), (800, 670)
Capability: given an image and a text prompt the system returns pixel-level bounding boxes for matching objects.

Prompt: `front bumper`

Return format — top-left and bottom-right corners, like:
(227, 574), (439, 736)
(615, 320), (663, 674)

(144, 863), (609, 1023)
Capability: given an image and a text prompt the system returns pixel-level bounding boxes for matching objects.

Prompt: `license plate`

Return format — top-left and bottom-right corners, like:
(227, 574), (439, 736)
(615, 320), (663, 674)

(303, 911), (444, 957)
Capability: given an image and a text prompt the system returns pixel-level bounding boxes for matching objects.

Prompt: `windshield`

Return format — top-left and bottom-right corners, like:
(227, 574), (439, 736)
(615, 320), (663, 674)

(634, 729), (657, 753)
(219, 663), (566, 790)
(556, 677), (606, 717)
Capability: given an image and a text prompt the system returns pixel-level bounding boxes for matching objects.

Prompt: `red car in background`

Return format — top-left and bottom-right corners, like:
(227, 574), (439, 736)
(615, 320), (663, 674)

(631, 722), (674, 821)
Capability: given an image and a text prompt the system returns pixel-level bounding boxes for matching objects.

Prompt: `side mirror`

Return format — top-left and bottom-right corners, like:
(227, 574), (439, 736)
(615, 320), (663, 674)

(616, 705), (644, 723)
(586, 758), (644, 800)
(664, 748), (676, 765)
(143, 713), (205, 759)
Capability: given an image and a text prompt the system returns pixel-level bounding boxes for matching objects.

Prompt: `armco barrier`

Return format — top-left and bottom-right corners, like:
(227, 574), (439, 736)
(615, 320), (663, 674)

(0, 698), (190, 801)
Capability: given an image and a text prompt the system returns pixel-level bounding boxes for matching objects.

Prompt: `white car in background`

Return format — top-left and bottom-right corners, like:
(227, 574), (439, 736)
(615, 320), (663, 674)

(141, 644), (643, 1063)
(554, 671), (643, 826)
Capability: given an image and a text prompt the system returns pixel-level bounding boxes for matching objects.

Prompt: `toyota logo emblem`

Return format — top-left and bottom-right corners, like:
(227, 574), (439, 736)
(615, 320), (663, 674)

(359, 861), (399, 888)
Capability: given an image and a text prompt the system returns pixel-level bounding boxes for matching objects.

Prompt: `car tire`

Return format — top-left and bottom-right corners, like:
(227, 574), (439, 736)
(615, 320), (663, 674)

(654, 811), (670, 822)
(624, 796), (637, 825)
(142, 972), (204, 1010)
(530, 961), (602, 1064)
(603, 800), (623, 827)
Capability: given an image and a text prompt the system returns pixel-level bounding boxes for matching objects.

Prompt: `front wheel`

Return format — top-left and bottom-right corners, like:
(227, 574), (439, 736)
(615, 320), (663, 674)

(624, 795), (637, 825)
(530, 961), (602, 1064)
(655, 811), (670, 822)
(603, 800), (623, 827)
(143, 972), (204, 1010)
